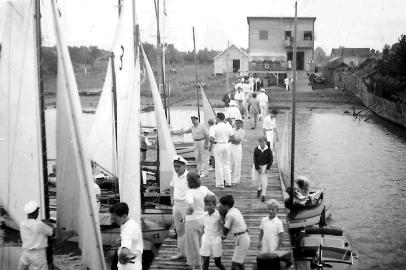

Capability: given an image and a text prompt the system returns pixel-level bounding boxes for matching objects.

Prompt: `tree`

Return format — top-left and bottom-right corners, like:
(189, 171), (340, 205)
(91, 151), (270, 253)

(314, 46), (328, 66)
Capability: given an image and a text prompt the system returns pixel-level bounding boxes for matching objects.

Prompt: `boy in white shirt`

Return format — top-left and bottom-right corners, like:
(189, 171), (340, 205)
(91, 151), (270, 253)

(200, 195), (225, 270)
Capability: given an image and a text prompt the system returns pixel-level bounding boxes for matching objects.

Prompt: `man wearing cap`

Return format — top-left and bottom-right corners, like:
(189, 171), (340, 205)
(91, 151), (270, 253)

(230, 118), (245, 185)
(209, 113), (234, 188)
(171, 115), (210, 178)
(262, 109), (279, 151)
(257, 88), (269, 121)
(18, 201), (54, 270)
(140, 129), (152, 162)
(225, 100), (242, 127)
(170, 155), (189, 260)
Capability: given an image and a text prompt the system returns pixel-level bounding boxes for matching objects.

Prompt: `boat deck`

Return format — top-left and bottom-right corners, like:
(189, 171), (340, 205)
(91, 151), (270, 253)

(149, 127), (293, 269)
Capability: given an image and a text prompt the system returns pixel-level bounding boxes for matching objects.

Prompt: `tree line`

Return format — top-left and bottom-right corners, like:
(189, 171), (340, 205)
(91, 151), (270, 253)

(41, 43), (220, 75)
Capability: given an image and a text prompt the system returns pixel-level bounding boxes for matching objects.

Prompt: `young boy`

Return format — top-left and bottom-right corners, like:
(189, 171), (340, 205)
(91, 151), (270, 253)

(257, 200), (292, 269)
(200, 195), (225, 270)
(253, 136), (273, 202)
(219, 195), (250, 270)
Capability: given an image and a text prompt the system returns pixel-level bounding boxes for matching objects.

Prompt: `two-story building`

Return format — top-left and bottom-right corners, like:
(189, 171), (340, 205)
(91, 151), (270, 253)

(247, 17), (316, 86)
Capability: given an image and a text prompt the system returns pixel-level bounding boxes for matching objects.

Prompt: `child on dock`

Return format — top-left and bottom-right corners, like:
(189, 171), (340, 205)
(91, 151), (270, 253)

(252, 136), (273, 202)
(200, 194), (226, 270)
(219, 195), (250, 270)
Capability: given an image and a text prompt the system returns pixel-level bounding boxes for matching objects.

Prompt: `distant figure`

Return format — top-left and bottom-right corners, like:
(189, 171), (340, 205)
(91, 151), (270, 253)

(109, 202), (143, 270)
(225, 100), (242, 127)
(237, 99), (247, 119)
(248, 93), (260, 129)
(140, 129), (152, 161)
(284, 77), (290, 91)
(200, 194), (225, 270)
(234, 87), (245, 105)
(262, 109), (279, 151)
(18, 201), (54, 270)
(252, 136), (273, 202)
(208, 119), (216, 171)
(256, 89), (269, 120)
(230, 118), (245, 185)
(219, 195), (251, 270)
(222, 89), (235, 109)
(248, 74), (255, 92)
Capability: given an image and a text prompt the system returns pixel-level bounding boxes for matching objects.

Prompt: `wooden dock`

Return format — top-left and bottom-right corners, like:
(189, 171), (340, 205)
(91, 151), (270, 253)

(149, 126), (293, 270)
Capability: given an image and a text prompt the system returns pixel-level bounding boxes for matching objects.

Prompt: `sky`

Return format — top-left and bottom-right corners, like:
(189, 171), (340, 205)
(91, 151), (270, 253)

(39, 0), (406, 55)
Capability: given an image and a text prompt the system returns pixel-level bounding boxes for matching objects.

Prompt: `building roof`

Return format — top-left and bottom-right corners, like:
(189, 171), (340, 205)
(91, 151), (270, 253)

(331, 48), (370, 58)
(213, 44), (249, 60)
(247, 16), (316, 24)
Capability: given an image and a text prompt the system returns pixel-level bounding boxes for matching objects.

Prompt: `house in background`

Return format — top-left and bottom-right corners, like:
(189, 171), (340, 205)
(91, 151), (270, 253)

(213, 44), (249, 76)
(331, 48), (370, 67)
(247, 16), (316, 87)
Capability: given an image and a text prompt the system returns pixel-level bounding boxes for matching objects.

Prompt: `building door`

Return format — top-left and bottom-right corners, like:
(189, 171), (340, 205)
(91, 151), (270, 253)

(287, 51), (305, 70)
(232, 59), (240, 73)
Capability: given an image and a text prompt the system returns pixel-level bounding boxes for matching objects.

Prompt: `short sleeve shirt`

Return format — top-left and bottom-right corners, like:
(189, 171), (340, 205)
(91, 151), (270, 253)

(210, 122), (234, 143)
(119, 218), (143, 269)
(224, 207), (247, 234)
(259, 216), (284, 253)
(187, 123), (209, 140)
(20, 219), (53, 250)
(169, 170), (189, 201)
(233, 128), (245, 144)
(263, 116), (276, 130)
(185, 186), (214, 221)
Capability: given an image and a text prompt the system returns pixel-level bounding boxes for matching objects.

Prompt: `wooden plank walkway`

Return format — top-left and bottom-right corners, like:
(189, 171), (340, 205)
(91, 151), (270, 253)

(149, 126), (293, 270)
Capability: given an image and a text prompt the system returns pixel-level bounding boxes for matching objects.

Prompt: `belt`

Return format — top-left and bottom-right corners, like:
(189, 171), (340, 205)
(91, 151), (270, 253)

(194, 138), (205, 141)
(265, 129), (273, 131)
(215, 142), (228, 144)
(234, 230), (248, 236)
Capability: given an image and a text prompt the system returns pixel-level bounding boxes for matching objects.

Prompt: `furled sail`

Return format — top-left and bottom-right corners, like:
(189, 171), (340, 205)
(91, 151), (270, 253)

(200, 84), (216, 127)
(141, 45), (176, 193)
(87, 0), (135, 175)
(50, 1), (106, 269)
(0, 0), (45, 223)
(279, 112), (291, 188)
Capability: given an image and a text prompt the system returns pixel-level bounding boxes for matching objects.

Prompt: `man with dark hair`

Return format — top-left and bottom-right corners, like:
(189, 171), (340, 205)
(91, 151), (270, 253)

(110, 202), (143, 270)
(253, 136), (273, 202)
(209, 113), (234, 188)
(219, 195), (250, 270)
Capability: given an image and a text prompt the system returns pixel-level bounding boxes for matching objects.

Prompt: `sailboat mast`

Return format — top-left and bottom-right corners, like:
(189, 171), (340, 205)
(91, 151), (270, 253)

(193, 26), (201, 119)
(35, 0), (53, 267)
(110, 53), (119, 179)
(290, 1), (297, 205)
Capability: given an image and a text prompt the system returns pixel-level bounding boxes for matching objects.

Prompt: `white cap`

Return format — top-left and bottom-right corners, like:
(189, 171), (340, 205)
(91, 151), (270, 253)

(235, 117), (244, 123)
(260, 88), (265, 92)
(24, 201), (39, 214)
(95, 173), (105, 180)
(173, 155), (188, 165)
(229, 100), (237, 106)
(190, 114), (199, 119)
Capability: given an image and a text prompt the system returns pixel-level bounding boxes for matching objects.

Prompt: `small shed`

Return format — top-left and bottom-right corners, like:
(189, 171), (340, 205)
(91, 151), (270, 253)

(213, 44), (249, 76)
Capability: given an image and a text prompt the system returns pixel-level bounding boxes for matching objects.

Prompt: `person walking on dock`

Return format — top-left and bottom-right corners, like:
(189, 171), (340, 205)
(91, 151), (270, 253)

(171, 115), (210, 178)
(257, 88), (269, 121)
(225, 100), (242, 127)
(18, 201), (54, 270)
(219, 195), (250, 270)
(109, 202), (143, 270)
(262, 109), (279, 151)
(184, 172), (215, 269)
(252, 136), (274, 202)
(230, 118), (245, 185)
(170, 155), (189, 260)
(208, 119), (216, 171)
(209, 113), (234, 188)
(200, 194), (226, 270)
(248, 93), (260, 129)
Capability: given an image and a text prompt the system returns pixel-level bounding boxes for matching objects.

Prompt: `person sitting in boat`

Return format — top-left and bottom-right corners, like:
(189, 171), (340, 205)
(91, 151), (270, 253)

(285, 176), (324, 208)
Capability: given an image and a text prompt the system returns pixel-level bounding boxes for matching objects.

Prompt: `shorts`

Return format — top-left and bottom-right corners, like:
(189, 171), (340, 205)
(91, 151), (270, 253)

(232, 232), (250, 264)
(200, 234), (222, 257)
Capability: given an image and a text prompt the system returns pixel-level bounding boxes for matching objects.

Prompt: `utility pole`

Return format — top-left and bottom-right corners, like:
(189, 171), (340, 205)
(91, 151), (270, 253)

(290, 1), (297, 206)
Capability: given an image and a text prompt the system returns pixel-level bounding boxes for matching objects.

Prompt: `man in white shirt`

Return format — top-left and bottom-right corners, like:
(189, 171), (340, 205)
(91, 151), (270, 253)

(262, 109), (279, 151)
(209, 113), (234, 187)
(170, 155), (189, 260)
(225, 100), (242, 127)
(248, 75), (254, 92)
(109, 202), (143, 270)
(230, 118), (245, 185)
(284, 76), (290, 91)
(172, 115), (210, 177)
(234, 87), (245, 105)
(18, 201), (54, 270)
(257, 89), (269, 121)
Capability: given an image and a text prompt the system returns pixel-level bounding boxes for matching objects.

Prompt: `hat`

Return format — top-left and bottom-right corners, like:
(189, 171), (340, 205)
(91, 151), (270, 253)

(229, 100), (237, 106)
(173, 155), (188, 165)
(235, 118), (243, 122)
(190, 114), (199, 119)
(260, 88), (265, 92)
(24, 201), (39, 214)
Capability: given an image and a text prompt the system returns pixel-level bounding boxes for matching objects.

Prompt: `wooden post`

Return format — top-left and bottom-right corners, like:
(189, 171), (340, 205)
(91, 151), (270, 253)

(290, 1), (297, 205)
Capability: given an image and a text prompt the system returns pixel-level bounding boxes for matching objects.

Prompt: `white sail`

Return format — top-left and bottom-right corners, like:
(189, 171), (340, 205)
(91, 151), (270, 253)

(0, 0), (45, 223)
(141, 45), (176, 193)
(87, 0), (135, 174)
(279, 112), (291, 188)
(50, 1), (106, 269)
(200, 84), (216, 127)
(118, 46), (141, 222)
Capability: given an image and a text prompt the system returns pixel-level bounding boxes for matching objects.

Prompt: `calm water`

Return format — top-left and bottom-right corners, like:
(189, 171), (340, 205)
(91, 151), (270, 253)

(1, 107), (406, 269)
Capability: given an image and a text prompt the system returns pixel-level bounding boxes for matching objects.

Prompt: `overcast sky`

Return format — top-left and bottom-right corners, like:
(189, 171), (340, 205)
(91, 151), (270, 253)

(41, 0), (406, 55)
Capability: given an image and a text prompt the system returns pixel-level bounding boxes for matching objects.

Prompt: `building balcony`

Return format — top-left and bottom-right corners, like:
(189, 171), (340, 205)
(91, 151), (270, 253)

(284, 38), (313, 49)
(249, 61), (287, 72)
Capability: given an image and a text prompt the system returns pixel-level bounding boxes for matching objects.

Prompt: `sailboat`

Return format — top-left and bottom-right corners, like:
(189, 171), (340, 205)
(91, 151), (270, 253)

(278, 2), (331, 230)
(200, 83), (217, 127)
(0, 0), (106, 269)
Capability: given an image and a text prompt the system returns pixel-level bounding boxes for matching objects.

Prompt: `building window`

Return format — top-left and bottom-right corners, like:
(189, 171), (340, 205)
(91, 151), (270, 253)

(259, 30), (268, 40)
(304, 31), (312, 41)
(285, 31), (291, 39)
